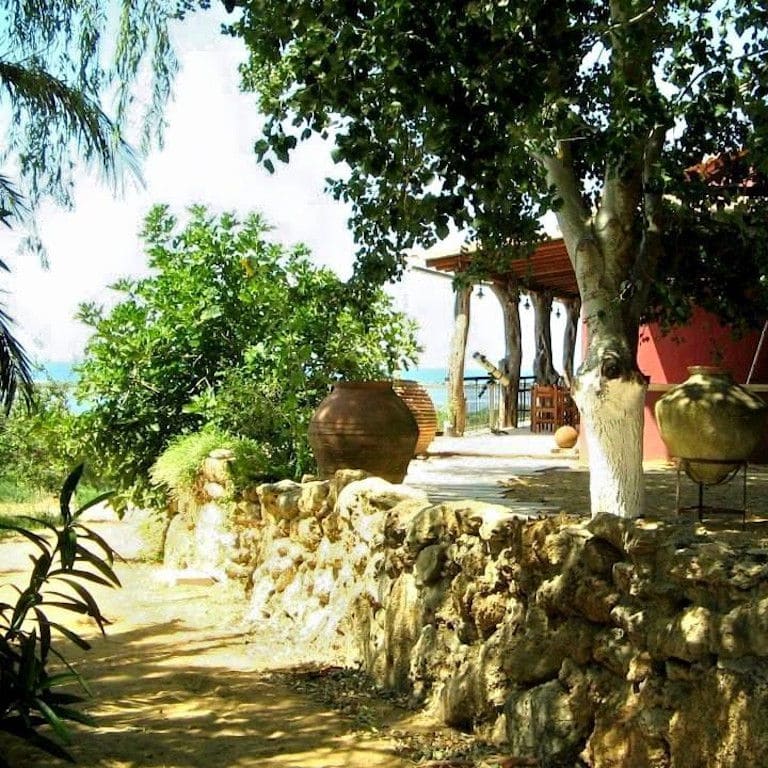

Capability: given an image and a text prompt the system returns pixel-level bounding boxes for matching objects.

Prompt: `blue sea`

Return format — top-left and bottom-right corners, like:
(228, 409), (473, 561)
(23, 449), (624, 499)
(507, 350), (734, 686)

(35, 361), (79, 384)
(36, 362), (518, 411)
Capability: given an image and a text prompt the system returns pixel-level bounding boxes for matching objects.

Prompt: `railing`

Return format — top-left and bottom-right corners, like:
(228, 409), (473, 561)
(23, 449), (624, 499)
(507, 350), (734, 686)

(424, 375), (536, 432)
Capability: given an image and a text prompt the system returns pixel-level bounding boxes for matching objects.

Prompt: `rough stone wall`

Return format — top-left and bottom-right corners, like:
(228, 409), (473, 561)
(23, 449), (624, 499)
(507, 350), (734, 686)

(165, 453), (768, 768)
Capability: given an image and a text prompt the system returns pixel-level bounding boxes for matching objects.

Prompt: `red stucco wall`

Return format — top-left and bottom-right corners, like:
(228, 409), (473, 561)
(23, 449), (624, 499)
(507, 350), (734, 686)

(638, 308), (768, 461)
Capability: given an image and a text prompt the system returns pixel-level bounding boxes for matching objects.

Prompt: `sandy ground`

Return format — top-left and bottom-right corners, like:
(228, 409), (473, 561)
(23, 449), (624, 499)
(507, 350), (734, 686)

(3, 435), (767, 767)
(1, 520), (448, 768)
(407, 429), (768, 521)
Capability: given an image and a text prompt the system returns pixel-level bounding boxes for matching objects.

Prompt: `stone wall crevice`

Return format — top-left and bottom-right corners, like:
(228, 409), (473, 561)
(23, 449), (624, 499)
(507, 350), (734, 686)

(162, 451), (768, 767)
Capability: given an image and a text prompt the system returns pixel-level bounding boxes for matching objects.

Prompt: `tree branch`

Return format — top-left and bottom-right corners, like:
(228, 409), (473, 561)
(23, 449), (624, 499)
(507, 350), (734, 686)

(631, 123), (667, 320)
(535, 143), (589, 253)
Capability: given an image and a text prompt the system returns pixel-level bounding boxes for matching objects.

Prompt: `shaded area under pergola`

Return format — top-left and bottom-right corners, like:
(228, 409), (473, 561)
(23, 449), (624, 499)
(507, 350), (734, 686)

(425, 238), (581, 435)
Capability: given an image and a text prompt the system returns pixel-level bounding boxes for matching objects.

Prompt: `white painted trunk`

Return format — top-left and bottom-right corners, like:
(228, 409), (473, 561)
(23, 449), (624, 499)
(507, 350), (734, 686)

(573, 368), (647, 519)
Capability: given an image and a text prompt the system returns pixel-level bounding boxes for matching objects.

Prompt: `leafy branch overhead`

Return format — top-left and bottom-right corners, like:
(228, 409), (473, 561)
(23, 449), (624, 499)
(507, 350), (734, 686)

(228, 1), (768, 301)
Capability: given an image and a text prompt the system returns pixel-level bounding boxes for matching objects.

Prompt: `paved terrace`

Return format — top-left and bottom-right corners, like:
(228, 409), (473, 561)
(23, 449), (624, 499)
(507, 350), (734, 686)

(403, 428), (581, 515)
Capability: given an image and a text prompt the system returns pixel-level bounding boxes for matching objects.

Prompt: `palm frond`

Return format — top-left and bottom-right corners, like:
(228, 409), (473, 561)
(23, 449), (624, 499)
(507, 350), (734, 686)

(0, 174), (28, 229)
(0, 61), (142, 190)
(0, 298), (34, 413)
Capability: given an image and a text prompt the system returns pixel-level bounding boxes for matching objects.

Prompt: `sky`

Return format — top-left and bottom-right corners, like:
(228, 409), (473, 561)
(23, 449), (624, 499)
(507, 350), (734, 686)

(2, 6), (574, 373)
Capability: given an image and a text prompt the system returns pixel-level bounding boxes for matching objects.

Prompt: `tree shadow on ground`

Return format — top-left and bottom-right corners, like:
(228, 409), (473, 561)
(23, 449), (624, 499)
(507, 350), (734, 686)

(0, 562), (417, 768)
(500, 463), (768, 524)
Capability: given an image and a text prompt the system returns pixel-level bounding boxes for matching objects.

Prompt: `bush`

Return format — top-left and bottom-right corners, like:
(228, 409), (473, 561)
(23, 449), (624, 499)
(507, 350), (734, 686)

(149, 429), (276, 507)
(77, 205), (420, 505)
(0, 465), (118, 765)
(0, 382), (82, 500)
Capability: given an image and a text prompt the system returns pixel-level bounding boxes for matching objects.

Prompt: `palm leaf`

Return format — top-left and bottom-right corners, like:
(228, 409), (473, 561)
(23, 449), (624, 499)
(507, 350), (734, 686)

(33, 607), (52, 663)
(59, 465), (84, 523)
(46, 568), (114, 588)
(76, 525), (121, 568)
(73, 543), (121, 587)
(55, 578), (111, 633)
(45, 703), (96, 728)
(44, 620), (91, 651)
(0, 173), (28, 227)
(0, 61), (142, 192)
(0, 523), (50, 554)
(47, 646), (93, 696)
(0, 300), (34, 413)
(73, 489), (115, 520)
(35, 697), (72, 745)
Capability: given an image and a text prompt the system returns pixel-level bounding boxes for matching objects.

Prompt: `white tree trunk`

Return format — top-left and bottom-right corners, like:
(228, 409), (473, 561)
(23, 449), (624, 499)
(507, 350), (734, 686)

(573, 365), (647, 518)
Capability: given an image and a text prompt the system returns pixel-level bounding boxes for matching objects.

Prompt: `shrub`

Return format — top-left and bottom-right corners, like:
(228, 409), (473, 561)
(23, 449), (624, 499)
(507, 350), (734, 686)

(77, 205), (420, 504)
(149, 429), (276, 507)
(0, 465), (118, 764)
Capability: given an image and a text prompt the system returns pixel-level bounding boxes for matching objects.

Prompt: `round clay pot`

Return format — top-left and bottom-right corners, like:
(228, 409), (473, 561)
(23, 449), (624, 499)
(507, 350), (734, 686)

(655, 366), (768, 484)
(308, 381), (418, 483)
(554, 425), (579, 450)
(391, 379), (438, 456)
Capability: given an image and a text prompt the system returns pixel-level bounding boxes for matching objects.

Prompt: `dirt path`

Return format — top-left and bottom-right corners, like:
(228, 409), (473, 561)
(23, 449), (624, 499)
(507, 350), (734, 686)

(0, 522), (440, 768)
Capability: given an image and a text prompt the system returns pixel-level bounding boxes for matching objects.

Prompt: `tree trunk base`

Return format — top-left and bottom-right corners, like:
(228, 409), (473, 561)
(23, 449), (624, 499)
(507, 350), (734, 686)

(573, 368), (647, 519)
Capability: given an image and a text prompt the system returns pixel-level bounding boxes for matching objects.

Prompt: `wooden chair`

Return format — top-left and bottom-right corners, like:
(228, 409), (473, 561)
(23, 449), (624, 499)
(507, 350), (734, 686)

(560, 388), (580, 427)
(531, 384), (580, 432)
(531, 384), (560, 432)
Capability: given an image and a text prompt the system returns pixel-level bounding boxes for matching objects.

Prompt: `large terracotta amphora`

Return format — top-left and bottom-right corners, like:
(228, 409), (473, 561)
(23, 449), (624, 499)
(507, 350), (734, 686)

(308, 381), (419, 483)
(655, 366), (768, 484)
(391, 379), (438, 456)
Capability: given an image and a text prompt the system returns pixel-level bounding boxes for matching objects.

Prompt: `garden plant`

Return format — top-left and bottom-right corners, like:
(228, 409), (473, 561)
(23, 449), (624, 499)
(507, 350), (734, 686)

(0, 465), (119, 765)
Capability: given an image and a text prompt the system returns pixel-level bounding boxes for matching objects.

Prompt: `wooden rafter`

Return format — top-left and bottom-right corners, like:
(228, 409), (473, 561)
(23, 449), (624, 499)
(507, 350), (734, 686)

(425, 238), (579, 300)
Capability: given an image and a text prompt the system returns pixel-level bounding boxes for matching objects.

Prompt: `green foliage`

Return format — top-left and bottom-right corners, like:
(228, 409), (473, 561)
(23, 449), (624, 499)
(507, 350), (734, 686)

(149, 430), (233, 503)
(76, 204), (420, 506)
(228, 0), (768, 325)
(648, 199), (768, 333)
(0, 382), (82, 499)
(150, 428), (276, 505)
(0, 465), (118, 765)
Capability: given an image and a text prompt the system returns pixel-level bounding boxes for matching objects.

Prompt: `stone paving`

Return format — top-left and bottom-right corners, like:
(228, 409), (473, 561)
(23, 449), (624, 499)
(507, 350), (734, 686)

(403, 428), (580, 513)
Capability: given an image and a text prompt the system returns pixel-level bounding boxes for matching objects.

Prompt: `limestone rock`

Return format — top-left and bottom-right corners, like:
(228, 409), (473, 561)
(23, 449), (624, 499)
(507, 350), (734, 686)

(406, 503), (462, 550)
(298, 480), (330, 519)
(203, 481), (227, 500)
(414, 543), (447, 586)
(503, 679), (591, 763)
(202, 453), (233, 484)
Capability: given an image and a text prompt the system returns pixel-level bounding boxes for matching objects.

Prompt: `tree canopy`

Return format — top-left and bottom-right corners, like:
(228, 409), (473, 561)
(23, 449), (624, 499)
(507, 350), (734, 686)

(223, 0), (768, 518)
(229, 0), (767, 296)
(76, 204), (419, 506)
(0, 0), (186, 410)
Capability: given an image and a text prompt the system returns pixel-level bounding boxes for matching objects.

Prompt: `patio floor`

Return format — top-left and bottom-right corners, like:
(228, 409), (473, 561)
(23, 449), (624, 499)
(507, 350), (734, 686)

(403, 428), (581, 514)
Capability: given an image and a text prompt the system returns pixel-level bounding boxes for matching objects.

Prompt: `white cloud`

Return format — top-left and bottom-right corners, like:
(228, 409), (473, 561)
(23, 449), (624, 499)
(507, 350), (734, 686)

(0, 7), (575, 377)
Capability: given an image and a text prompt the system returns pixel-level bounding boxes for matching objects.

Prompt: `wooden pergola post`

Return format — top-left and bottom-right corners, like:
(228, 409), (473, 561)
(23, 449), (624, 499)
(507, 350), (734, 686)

(446, 283), (471, 436)
(532, 289), (561, 385)
(562, 296), (582, 386)
(491, 279), (522, 427)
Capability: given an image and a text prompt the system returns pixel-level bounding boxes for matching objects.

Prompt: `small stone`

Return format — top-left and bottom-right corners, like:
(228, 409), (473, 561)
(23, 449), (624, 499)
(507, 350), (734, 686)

(208, 448), (235, 460)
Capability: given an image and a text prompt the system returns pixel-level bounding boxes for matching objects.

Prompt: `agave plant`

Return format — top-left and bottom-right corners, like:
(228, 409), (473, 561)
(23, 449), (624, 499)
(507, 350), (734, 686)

(0, 464), (118, 765)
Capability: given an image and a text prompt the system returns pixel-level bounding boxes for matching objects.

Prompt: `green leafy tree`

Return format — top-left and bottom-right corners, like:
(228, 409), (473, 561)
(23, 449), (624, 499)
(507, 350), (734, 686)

(0, 382), (80, 500)
(650, 198), (768, 333)
(223, 0), (768, 517)
(76, 204), (419, 507)
(0, 0), (187, 411)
